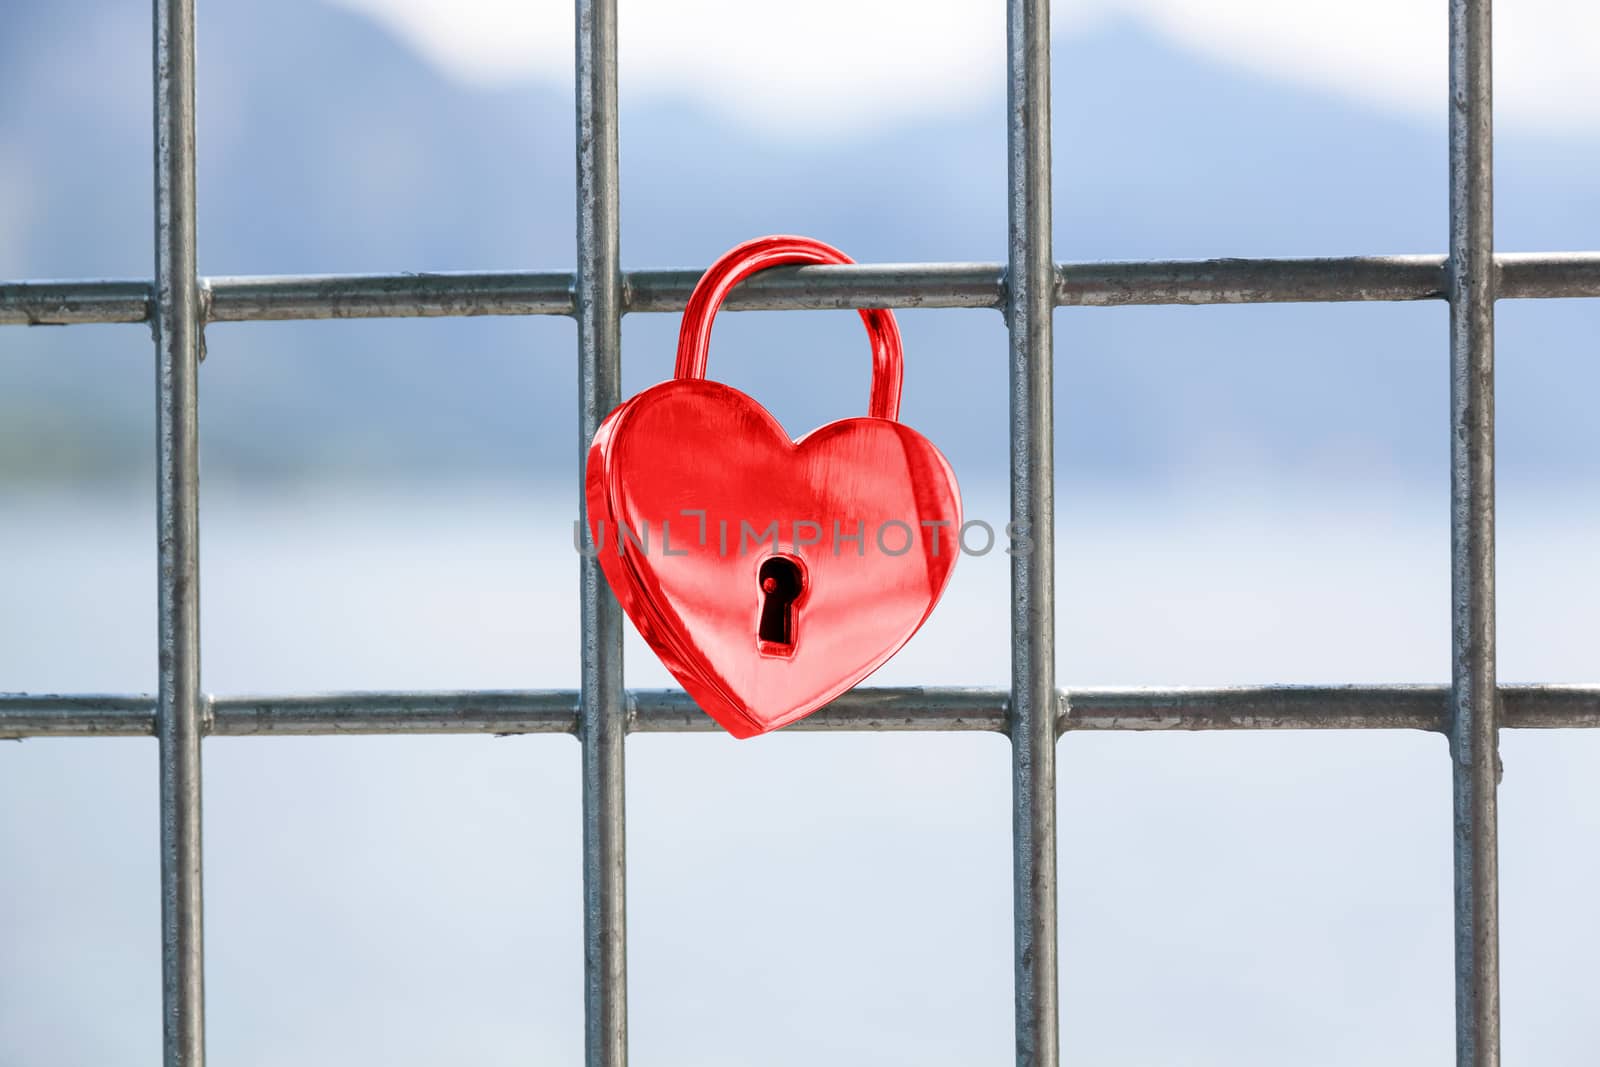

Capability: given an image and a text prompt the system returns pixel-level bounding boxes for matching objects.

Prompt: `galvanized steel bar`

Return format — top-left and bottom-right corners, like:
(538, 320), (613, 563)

(11, 253), (1600, 326)
(1058, 255), (1446, 306)
(628, 687), (1010, 733)
(575, 0), (627, 1062)
(1449, 0), (1500, 1062)
(0, 688), (1001, 738)
(9, 685), (1600, 739)
(0, 279), (153, 324)
(210, 692), (579, 735)
(1496, 252), (1600, 299)
(0, 694), (161, 737)
(153, 0), (205, 1063)
(1006, 0), (1058, 1062)
(205, 271), (575, 320)
(1065, 686), (1448, 732)
(625, 262), (1005, 312)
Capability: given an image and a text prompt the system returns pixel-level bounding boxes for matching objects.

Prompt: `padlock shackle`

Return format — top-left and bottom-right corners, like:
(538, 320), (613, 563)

(673, 235), (904, 422)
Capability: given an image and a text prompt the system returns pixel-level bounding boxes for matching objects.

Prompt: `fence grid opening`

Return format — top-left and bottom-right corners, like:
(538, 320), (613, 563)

(0, 0), (1578, 1064)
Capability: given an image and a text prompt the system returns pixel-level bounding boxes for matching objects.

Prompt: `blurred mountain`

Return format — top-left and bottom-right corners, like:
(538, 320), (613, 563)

(3, 0), (1599, 492)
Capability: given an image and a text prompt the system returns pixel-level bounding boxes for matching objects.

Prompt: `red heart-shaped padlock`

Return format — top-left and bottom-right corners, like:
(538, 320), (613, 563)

(585, 236), (961, 737)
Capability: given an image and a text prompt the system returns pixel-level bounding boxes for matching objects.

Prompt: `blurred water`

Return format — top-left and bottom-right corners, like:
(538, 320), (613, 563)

(2, 482), (1598, 1064)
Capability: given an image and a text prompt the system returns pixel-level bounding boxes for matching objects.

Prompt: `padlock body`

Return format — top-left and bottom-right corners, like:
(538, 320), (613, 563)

(586, 379), (961, 737)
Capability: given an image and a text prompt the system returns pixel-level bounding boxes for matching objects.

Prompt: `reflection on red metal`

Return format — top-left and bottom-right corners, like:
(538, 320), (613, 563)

(586, 235), (962, 738)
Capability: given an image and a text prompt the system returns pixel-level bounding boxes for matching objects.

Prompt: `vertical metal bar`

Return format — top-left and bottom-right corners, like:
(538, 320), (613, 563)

(153, 0), (205, 1063)
(1006, 0), (1058, 1063)
(575, 0), (627, 1064)
(1448, 0), (1499, 1063)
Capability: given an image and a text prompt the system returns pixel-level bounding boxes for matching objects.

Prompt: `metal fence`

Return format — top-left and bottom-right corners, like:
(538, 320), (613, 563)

(3, 0), (1598, 1064)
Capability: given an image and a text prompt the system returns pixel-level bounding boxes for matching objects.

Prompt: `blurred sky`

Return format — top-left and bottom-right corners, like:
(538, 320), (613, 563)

(3, 1), (1600, 1064)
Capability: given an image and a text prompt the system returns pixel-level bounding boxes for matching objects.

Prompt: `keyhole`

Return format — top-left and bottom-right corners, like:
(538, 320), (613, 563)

(757, 556), (804, 653)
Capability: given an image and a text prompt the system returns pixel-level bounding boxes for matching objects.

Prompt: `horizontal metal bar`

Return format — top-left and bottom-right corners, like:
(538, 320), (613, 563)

(628, 687), (1010, 733)
(1073, 684), (1600, 731)
(212, 691), (578, 735)
(1060, 256), (1446, 306)
(1496, 252), (1600, 300)
(8, 253), (1600, 327)
(6, 684), (1600, 739)
(624, 263), (1004, 312)
(0, 694), (159, 736)
(1067, 685), (1452, 731)
(0, 280), (152, 325)
(207, 272), (575, 321)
